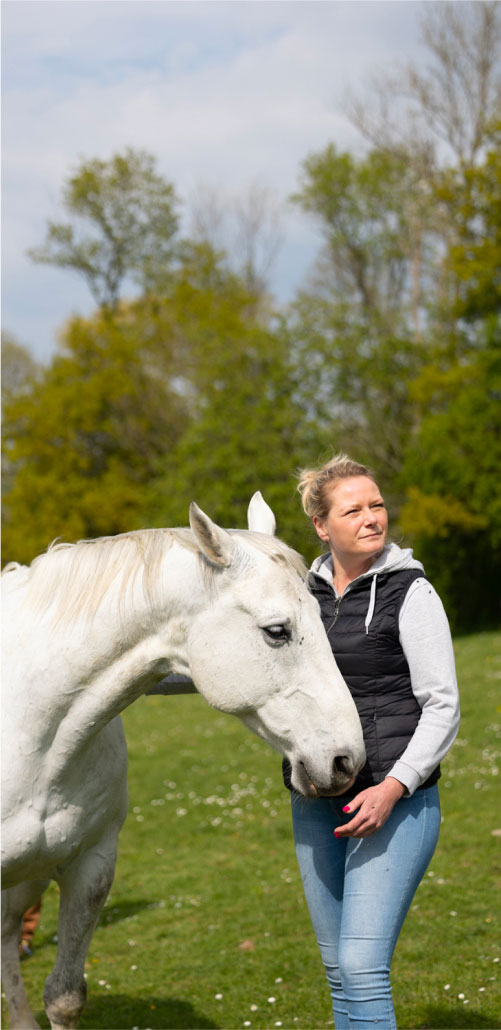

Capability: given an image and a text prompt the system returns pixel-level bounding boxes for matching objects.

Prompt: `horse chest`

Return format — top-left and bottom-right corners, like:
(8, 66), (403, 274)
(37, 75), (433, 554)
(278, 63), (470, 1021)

(2, 719), (129, 886)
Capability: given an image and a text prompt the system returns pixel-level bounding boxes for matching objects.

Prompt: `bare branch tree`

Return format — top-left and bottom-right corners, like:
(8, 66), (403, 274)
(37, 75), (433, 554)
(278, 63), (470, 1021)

(188, 182), (229, 256)
(188, 181), (283, 297)
(346, 1), (501, 169)
(232, 182), (284, 295)
(410, 0), (501, 167)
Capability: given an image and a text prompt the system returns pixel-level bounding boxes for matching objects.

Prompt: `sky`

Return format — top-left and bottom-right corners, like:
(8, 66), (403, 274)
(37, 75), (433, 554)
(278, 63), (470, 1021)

(2, 0), (428, 363)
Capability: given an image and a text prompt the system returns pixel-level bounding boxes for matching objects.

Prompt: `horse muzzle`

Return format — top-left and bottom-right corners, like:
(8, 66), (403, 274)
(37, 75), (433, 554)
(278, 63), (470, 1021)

(293, 752), (364, 798)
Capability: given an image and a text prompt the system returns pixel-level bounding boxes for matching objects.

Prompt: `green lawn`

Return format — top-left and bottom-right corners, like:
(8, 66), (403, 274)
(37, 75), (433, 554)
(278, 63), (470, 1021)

(3, 632), (500, 1029)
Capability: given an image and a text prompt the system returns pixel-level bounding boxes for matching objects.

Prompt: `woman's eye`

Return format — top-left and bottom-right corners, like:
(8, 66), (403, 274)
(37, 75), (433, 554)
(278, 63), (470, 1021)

(262, 624), (291, 645)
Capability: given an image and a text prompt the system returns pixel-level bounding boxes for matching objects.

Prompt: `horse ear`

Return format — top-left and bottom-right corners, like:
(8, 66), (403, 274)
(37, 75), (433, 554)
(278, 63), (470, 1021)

(247, 491), (276, 536)
(189, 503), (236, 567)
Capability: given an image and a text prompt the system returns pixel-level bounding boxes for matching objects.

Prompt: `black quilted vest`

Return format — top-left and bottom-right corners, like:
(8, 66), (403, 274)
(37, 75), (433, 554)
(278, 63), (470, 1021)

(283, 565), (440, 796)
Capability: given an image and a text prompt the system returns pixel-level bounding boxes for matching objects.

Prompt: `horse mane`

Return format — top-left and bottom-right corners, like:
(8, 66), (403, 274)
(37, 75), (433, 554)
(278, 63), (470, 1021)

(230, 530), (307, 580)
(5, 526), (306, 625)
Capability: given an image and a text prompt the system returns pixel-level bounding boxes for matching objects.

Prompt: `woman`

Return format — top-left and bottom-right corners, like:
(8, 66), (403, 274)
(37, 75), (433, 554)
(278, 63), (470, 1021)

(287, 454), (460, 1029)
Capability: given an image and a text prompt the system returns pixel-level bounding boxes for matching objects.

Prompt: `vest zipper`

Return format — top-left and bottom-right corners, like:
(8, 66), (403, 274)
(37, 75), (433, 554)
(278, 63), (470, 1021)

(326, 597), (342, 633)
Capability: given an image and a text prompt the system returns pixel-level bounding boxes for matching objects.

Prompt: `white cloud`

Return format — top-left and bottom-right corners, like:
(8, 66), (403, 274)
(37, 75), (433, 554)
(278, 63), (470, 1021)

(2, 0), (426, 361)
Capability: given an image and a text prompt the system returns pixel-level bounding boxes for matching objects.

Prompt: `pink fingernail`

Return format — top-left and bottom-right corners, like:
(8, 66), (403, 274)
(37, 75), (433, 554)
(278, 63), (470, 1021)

(334, 832), (340, 838)
(343, 805), (350, 813)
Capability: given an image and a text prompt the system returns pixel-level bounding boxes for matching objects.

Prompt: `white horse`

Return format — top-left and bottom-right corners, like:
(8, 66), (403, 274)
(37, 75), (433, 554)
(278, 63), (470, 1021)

(1, 494), (364, 1030)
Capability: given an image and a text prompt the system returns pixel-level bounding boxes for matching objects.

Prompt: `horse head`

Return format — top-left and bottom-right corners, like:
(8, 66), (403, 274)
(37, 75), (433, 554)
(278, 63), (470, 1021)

(186, 497), (365, 797)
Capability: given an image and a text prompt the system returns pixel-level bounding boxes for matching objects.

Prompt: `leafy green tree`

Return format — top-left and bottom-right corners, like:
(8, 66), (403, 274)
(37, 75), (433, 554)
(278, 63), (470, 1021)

(283, 159), (500, 629)
(28, 148), (179, 310)
(1, 333), (42, 405)
(1, 334), (44, 501)
(287, 144), (434, 516)
(291, 145), (431, 332)
(398, 131), (501, 630)
(440, 121), (501, 322)
(1, 308), (188, 564)
(2, 243), (318, 566)
(400, 332), (501, 631)
(139, 251), (317, 557)
(289, 133), (501, 628)
(287, 3), (501, 627)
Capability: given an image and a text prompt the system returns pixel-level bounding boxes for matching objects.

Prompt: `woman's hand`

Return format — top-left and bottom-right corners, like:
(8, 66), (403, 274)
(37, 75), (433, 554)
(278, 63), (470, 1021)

(334, 777), (406, 839)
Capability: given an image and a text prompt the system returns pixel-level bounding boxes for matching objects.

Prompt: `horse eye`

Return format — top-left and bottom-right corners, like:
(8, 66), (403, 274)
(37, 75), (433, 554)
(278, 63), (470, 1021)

(262, 624), (291, 645)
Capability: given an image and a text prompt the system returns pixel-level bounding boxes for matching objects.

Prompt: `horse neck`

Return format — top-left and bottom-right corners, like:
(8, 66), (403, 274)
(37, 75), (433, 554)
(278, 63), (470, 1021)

(23, 543), (204, 765)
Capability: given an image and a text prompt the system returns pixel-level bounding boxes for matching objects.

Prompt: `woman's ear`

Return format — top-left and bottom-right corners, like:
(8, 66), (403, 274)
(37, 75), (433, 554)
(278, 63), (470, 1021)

(313, 515), (330, 544)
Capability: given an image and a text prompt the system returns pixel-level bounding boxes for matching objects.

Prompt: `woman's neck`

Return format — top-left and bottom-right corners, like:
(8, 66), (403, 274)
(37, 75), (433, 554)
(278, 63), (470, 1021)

(331, 554), (379, 596)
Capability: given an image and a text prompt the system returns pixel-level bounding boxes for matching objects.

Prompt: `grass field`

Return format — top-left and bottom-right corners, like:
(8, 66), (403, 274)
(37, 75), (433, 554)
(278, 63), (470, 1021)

(3, 631), (500, 1030)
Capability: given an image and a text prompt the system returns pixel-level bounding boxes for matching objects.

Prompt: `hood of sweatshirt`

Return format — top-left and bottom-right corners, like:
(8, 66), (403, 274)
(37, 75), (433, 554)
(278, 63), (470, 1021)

(309, 544), (425, 633)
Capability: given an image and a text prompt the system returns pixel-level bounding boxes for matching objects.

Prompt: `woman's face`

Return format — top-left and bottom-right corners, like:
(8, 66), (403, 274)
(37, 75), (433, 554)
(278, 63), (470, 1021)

(313, 476), (388, 565)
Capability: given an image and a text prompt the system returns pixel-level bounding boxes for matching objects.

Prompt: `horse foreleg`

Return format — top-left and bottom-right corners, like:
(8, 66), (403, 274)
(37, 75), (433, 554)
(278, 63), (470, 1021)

(1, 879), (50, 1030)
(43, 833), (118, 1030)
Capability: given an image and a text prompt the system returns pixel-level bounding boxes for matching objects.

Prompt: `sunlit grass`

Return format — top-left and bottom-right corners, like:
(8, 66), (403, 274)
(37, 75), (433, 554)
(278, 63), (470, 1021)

(3, 632), (500, 1029)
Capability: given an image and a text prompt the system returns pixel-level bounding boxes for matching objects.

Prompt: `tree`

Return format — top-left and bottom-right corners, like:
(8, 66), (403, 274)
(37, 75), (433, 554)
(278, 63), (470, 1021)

(1, 333), (42, 405)
(286, 144), (433, 513)
(140, 250), (317, 558)
(441, 121), (501, 322)
(347, 1), (501, 171)
(397, 129), (501, 630)
(345, 1), (501, 338)
(291, 144), (439, 334)
(28, 148), (179, 310)
(286, 3), (501, 628)
(406, 0), (501, 170)
(1, 334), (44, 501)
(188, 180), (283, 301)
(400, 332), (501, 632)
(2, 243), (317, 566)
(1, 307), (188, 564)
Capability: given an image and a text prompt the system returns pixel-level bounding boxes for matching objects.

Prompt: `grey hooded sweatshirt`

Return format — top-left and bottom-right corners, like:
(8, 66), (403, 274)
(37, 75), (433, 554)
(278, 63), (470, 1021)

(311, 543), (461, 796)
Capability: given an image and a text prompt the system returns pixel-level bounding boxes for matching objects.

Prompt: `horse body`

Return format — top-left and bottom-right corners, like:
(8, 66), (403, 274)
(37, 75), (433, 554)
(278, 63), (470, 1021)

(1, 497), (364, 1029)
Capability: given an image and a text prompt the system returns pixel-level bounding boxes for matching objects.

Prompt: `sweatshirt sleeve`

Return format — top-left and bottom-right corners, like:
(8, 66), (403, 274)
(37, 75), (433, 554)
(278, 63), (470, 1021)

(386, 577), (460, 796)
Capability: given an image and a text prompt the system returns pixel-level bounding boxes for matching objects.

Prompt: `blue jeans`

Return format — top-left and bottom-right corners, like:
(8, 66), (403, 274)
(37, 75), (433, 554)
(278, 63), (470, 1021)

(291, 785), (441, 1029)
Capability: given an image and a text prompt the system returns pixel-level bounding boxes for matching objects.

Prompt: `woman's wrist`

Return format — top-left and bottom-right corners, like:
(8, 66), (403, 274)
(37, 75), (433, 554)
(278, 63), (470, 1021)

(383, 776), (406, 801)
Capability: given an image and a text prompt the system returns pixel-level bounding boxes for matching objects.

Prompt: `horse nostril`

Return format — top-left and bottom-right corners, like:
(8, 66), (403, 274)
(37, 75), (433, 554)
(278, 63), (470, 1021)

(333, 755), (352, 777)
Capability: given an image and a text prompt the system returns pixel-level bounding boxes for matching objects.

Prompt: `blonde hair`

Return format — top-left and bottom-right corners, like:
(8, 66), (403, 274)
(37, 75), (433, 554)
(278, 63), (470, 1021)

(297, 453), (377, 520)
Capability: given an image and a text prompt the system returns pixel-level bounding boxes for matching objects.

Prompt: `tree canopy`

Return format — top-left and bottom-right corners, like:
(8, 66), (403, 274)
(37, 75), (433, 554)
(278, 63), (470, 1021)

(28, 148), (179, 310)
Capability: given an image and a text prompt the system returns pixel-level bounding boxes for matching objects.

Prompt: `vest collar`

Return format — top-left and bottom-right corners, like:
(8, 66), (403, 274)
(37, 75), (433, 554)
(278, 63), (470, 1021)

(309, 544), (424, 633)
